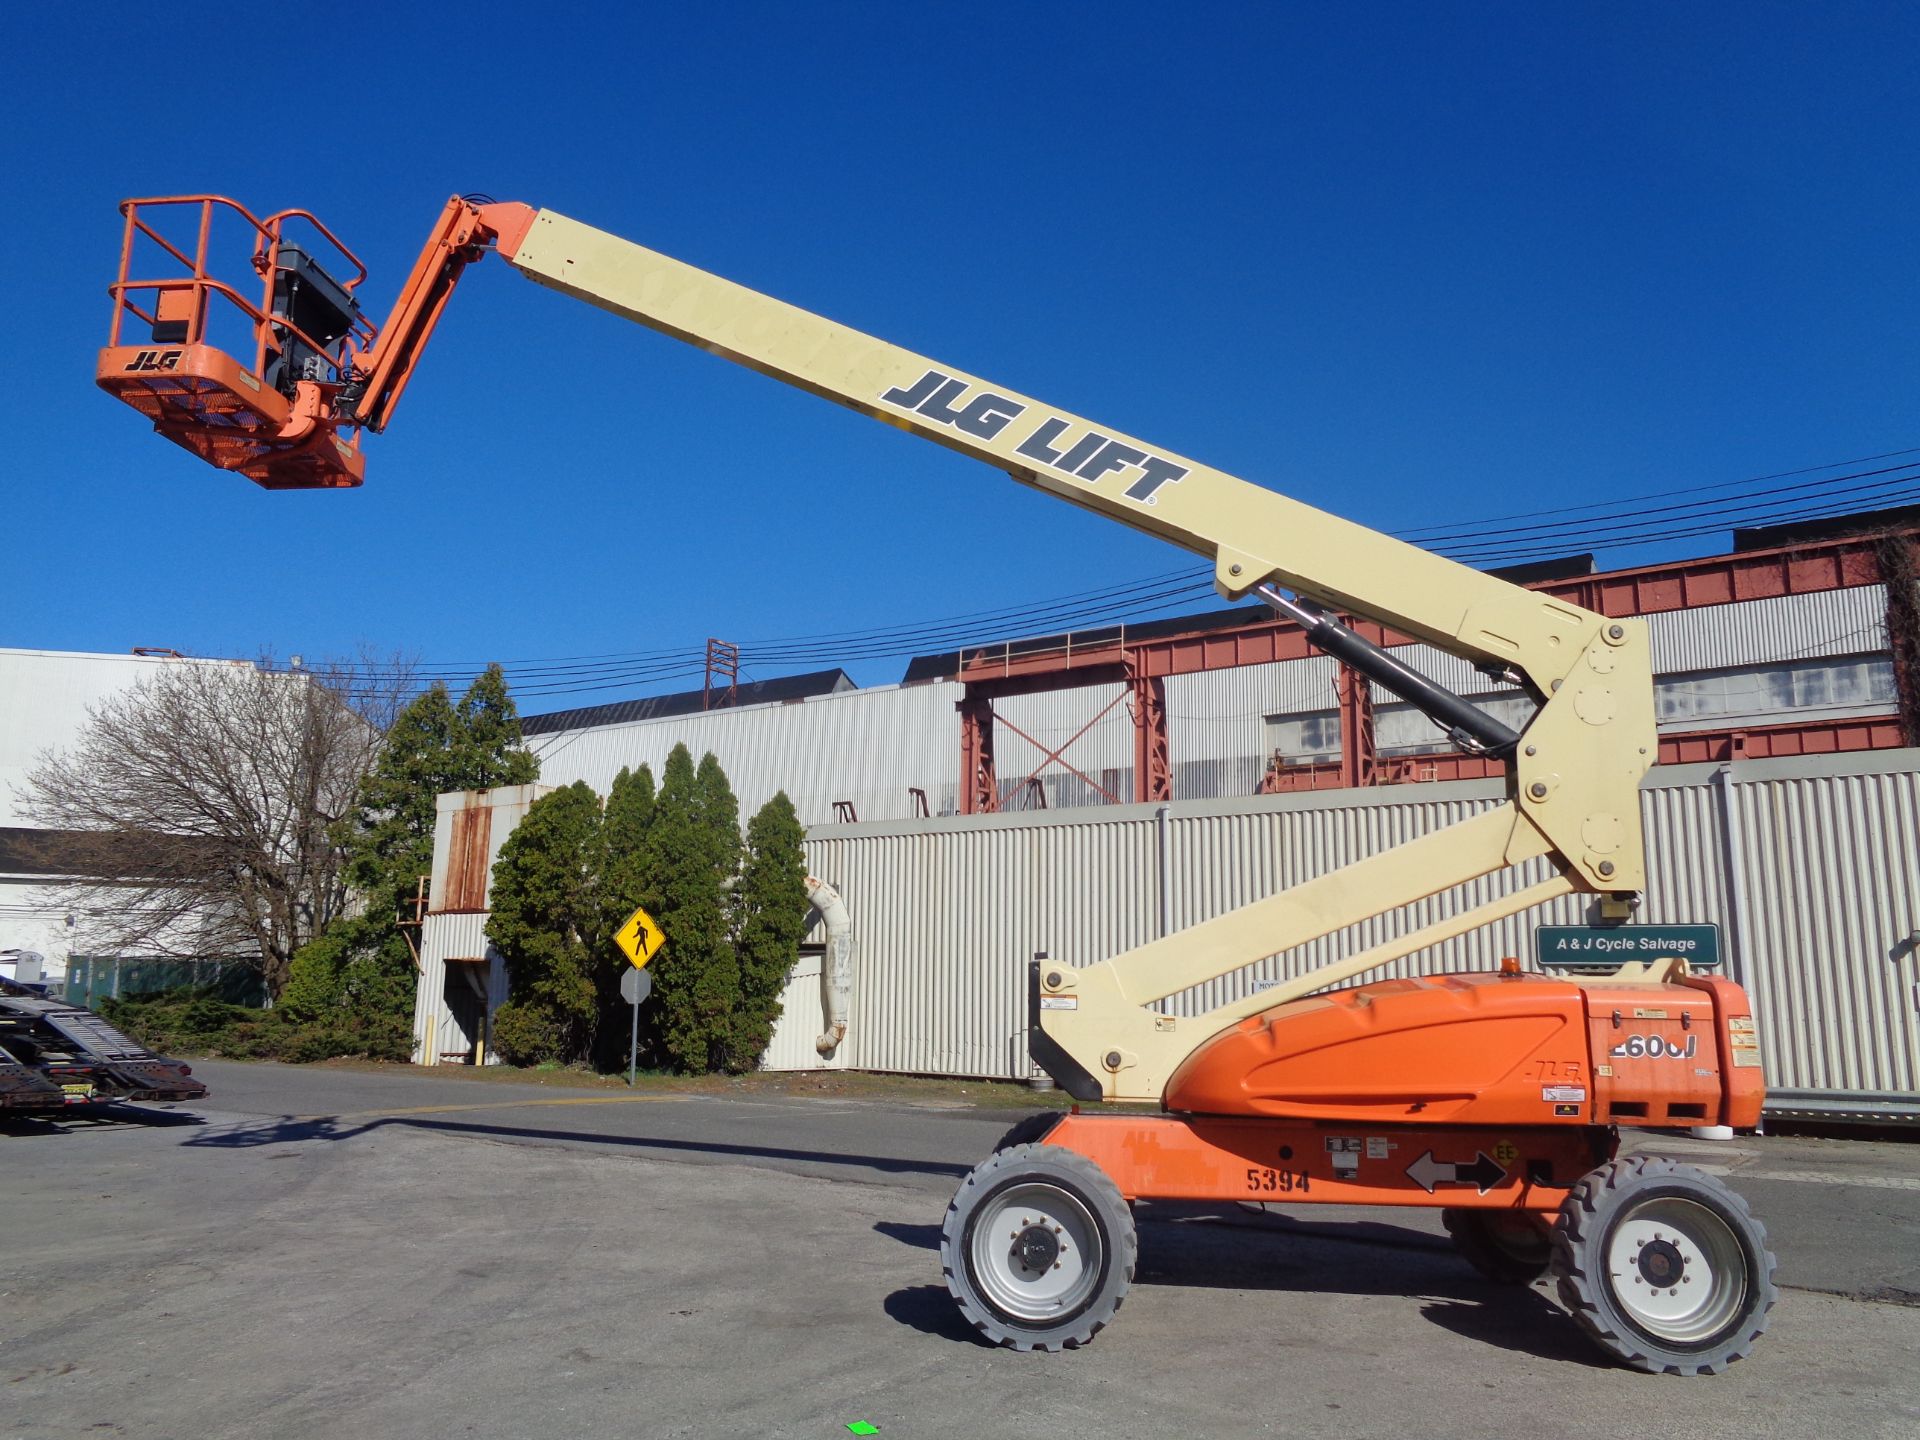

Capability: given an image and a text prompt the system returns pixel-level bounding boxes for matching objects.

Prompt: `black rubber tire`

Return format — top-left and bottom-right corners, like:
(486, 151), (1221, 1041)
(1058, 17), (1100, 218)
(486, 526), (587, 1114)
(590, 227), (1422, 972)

(1442, 1208), (1552, 1284)
(940, 1143), (1136, 1351)
(1550, 1155), (1778, 1375)
(991, 1111), (1063, 1153)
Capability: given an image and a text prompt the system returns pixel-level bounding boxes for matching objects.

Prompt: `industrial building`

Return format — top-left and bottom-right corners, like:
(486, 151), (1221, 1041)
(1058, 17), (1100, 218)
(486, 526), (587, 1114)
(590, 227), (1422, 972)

(500, 524), (1908, 816)
(0, 647), (243, 985)
(414, 520), (1920, 1122)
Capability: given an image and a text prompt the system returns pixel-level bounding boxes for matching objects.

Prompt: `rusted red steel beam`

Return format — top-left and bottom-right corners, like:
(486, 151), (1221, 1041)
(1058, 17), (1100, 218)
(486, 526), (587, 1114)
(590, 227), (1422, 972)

(955, 532), (1913, 807)
(958, 695), (998, 815)
(1257, 714), (1905, 793)
(993, 692), (1133, 807)
(1131, 675), (1173, 803)
(957, 532), (1912, 686)
(1655, 714), (1906, 763)
(1335, 664), (1376, 789)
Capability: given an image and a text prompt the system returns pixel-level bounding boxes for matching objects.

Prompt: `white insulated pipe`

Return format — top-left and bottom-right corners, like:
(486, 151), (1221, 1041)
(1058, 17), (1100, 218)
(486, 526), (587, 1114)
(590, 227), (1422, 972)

(1156, 803), (1172, 936)
(806, 876), (853, 1056)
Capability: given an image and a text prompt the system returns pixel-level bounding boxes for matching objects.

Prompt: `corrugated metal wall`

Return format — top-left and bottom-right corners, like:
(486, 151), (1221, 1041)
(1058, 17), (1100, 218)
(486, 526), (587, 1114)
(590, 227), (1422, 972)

(413, 912), (512, 1066)
(1366, 586), (1891, 702)
(528, 681), (962, 825)
(758, 949), (849, 1072)
(781, 750), (1920, 1118)
(991, 683), (1136, 808)
(1148, 586), (1896, 791)
(415, 786), (552, 1065)
(1723, 755), (1920, 1112)
(1166, 659), (1338, 795)
(427, 785), (553, 909)
(1647, 585), (1888, 673)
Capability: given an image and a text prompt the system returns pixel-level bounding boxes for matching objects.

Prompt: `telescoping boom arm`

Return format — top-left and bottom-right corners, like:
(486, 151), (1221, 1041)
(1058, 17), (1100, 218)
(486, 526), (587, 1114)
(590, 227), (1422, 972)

(98, 196), (1657, 1102)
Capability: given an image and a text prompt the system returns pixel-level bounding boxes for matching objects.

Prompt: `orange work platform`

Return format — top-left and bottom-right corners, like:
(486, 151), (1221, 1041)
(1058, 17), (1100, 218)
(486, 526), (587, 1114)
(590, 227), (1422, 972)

(97, 196), (373, 489)
(97, 194), (533, 490)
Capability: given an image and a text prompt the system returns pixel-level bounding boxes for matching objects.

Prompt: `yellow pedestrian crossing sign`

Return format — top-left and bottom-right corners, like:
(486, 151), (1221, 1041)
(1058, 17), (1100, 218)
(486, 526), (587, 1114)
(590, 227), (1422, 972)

(614, 905), (665, 968)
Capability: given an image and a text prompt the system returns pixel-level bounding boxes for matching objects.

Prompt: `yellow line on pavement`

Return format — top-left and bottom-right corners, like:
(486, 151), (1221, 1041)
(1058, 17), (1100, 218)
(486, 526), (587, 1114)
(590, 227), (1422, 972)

(303, 1094), (684, 1121)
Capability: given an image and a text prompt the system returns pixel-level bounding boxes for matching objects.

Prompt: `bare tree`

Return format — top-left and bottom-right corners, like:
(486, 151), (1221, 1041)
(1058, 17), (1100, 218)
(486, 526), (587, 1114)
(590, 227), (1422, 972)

(15, 654), (411, 996)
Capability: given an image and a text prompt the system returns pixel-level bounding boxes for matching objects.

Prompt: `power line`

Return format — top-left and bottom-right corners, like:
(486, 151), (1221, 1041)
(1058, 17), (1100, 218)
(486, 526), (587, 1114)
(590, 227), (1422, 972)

(314, 444), (1917, 704)
(1437, 486), (1920, 565)
(1396, 445), (1920, 536)
(1403, 460), (1920, 546)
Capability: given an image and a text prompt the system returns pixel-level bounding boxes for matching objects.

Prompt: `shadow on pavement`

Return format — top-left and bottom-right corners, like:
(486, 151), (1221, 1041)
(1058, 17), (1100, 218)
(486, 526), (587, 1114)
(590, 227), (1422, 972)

(883, 1284), (993, 1347)
(175, 1110), (1600, 1365)
(874, 1221), (944, 1251)
(1, 1103), (207, 1137)
(1131, 1210), (1606, 1367)
(877, 1204), (1604, 1366)
(1418, 1295), (1605, 1366)
(1151, 1203), (1448, 1254)
(0, 1113), (70, 1138)
(96, 1104), (207, 1128)
(182, 1114), (346, 1147)
(180, 1110), (975, 1180)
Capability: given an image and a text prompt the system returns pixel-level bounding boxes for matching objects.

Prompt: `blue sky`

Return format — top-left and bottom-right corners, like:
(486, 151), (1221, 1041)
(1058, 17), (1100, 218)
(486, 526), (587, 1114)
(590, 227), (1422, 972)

(5, 4), (1916, 710)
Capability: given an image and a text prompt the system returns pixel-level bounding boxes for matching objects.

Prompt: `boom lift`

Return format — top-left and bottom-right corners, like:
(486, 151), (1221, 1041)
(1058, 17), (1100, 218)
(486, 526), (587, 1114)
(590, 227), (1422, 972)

(98, 195), (1777, 1373)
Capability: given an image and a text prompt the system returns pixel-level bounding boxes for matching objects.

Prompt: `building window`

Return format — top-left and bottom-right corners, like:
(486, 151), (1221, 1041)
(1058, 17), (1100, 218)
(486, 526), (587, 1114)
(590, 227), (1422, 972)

(1264, 709), (1341, 763)
(1374, 694), (1534, 757)
(1658, 656), (1893, 727)
(1257, 653), (1895, 764)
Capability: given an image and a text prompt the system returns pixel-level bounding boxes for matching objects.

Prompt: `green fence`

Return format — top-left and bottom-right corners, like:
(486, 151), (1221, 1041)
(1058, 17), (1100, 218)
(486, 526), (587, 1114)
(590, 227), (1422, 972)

(64, 956), (268, 1009)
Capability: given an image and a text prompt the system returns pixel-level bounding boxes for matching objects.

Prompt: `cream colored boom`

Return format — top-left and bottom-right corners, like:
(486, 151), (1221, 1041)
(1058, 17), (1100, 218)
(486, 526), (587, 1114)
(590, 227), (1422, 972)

(506, 209), (1658, 1102)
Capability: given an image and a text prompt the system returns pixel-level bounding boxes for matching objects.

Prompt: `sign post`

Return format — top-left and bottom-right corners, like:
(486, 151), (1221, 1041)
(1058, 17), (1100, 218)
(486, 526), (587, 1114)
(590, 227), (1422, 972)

(614, 905), (664, 1087)
(619, 965), (653, 1086)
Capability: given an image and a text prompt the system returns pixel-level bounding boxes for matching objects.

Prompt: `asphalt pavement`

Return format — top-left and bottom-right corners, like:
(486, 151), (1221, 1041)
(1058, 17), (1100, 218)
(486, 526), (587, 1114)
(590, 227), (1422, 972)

(3, 1060), (1917, 1440)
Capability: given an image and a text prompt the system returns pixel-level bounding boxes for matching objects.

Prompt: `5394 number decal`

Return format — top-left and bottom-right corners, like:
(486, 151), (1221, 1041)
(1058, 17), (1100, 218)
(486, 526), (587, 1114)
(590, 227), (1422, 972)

(1245, 1167), (1311, 1194)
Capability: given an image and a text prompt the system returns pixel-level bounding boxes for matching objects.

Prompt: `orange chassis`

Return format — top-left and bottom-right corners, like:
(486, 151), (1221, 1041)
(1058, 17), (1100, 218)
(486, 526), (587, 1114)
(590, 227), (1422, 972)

(1032, 968), (1764, 1216)
(1040, 1111), (1605, 1213)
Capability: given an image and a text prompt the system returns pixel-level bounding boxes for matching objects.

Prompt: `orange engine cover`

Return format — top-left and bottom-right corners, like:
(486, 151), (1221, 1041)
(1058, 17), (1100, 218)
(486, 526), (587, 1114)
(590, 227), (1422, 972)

(1167, 974), (1596, 1127)
(1165, 971), (1764, 1131)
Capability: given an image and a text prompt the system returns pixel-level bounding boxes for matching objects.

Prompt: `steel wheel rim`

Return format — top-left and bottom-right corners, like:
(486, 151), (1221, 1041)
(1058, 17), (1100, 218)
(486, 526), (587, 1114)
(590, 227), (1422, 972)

(967, 1181), (1104, 1324)
(1605, 1196), (1748, 1345)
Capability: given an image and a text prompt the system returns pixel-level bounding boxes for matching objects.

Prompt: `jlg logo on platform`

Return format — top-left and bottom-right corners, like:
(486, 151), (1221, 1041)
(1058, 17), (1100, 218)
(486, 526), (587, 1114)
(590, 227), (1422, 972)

(123, 350), (183, 373)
